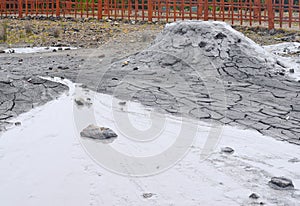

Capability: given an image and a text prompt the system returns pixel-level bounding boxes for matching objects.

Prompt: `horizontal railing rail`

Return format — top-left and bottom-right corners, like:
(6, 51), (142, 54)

(0, 0), (299, 29)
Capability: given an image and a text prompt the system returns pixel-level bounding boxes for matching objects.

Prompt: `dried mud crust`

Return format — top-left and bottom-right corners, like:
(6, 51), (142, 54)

(0, 76), (68, 131)
(0, 21), (300, 145)
(94, 21), (300, 145)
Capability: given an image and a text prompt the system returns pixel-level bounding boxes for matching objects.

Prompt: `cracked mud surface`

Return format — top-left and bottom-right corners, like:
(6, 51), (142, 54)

(1, 21), (300, 145)
(97, 21), (300, 145)
(0, 75), (67, 131)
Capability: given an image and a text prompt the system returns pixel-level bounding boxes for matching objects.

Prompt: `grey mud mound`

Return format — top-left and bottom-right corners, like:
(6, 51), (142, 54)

(97, 21), (300, 144)
(0, 75), (67, 131)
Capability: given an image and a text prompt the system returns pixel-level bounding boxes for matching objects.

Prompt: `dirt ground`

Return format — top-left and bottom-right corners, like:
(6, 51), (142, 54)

(1, 18), (300, 49)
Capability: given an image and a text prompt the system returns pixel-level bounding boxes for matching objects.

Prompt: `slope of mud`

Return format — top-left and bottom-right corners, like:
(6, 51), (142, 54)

(97, 21), (300, 144)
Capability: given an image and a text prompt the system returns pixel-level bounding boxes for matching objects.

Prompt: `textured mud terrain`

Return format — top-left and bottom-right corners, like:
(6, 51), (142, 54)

(0, 76), (67, 131)
(0, 27), (157, 131)
(1, 21), (300, 145)
(96, 21), (300, 145)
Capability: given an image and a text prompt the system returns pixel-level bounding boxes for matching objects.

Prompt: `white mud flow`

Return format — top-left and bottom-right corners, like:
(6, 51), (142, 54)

(264, 42), (300, 80)
(0, 77), (299, 206)
(3, 47), (76, 54)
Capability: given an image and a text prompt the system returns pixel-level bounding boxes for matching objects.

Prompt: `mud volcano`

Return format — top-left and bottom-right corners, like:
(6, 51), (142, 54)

(98, 21), (300, 144)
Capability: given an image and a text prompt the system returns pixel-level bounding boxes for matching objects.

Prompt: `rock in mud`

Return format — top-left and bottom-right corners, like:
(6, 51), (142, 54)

(288, 157), (300, 163)
(268, 177), (294, 190)
(249, 193), (260, 199)
(74, 98), (85, 106)
(142, 193), (154, 199)
(118, 101), (126, 106)
(80, 124), (118, 140)
(74, 97), (92, 106)
(14, 122), (21, 126)
(221, 147), (234, 154)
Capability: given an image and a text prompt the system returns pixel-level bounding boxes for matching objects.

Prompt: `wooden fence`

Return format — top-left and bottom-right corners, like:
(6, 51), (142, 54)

(0, 0), (300, 29)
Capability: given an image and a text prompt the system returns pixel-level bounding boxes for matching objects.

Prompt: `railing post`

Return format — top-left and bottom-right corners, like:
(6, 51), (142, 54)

(104, 0), (109, 14)
(148, 0), (153, 22)
(56, 0), (60, 16)
(25, 0), (29, 16)
(254, 0), (260, 18)
(288, 0), (292, 28)
(18, 0), (22, 18)
(204, 0), (208, 21)
(98, 0), (103, 19)
(266, 0), (274, 29)
(198, 0), (203, 19)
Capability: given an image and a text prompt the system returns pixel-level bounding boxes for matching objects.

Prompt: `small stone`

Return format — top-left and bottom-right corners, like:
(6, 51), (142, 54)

(118, 101), (126, 105)
(64, 47), (71, 50)
(142, 193), (154, 199)
(58, 47), (63, 51)
(122, 61), (129, 67)
(289, 68), (295, 73)
(80, 124), (118, 140)
(268, 177), (294, 190)
(249, 193), (260, 199)
(48, 67), (53, 70)
(112, 77), (118, 80)
(133, 67), (139, 71)
(74, 98), (85, 106)
(52, 49), (57, 52)
(269, 29), (276, 35)
(0, 50), (5, 53)
(198, 41), (207, 48)
(221, 147), (234, 154)
(14, 122), (21, 126)
(288, 158), (300, 163)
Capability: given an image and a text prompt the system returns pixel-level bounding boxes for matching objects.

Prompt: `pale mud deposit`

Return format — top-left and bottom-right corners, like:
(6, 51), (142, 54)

(0, 77), (299, 206)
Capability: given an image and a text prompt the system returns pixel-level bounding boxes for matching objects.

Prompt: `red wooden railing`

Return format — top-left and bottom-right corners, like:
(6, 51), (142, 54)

(0, 0), (300, 29)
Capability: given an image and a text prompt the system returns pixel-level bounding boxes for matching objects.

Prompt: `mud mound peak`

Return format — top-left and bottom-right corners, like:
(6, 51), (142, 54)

(150, 21), (279, 70)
